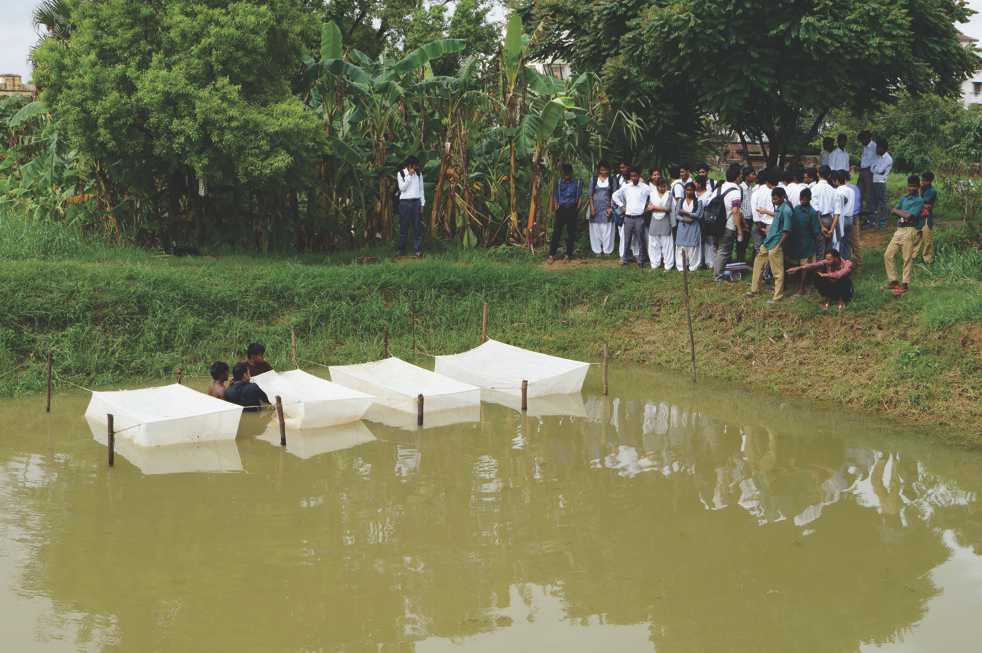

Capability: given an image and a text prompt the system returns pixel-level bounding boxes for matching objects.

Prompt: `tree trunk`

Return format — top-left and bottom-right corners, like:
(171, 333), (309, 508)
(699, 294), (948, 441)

(430, 128), (452, 232)
(526, 152), (542, 249)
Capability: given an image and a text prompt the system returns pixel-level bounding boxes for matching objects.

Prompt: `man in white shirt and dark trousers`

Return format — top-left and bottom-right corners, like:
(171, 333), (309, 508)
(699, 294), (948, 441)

(810, 165), (837, 257)
(829, 134), (850, 172)
(612, 168), (653, 268)
(397, 156), (425, 257)
(858, 131), (877, 224)
(870, 140), (893, 229)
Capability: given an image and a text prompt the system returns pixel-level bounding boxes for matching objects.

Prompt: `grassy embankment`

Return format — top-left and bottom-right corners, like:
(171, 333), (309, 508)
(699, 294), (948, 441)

(1, 178), (979, 446)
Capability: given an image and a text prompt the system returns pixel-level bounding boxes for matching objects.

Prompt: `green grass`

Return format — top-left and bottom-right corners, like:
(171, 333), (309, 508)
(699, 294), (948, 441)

(0, 174), (979, 447)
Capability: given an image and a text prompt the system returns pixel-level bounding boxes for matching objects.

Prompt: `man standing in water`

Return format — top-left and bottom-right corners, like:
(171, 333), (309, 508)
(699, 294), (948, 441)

(225, 362), (270, 411)
(247, 342), (272, 376)
(208, 362), (230, 399)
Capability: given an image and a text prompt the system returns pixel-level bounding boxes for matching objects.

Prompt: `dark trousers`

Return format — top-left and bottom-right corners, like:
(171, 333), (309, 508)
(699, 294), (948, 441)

(815, 275), (854, 302)
(714, 228), (738, 278)
(398, 199), (423, 255)
(621, 215), (649, 264)
(550, 204), (578, 257)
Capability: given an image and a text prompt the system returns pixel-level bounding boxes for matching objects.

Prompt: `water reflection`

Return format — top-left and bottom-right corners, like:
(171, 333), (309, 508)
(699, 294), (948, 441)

(0, 372), (980, 652)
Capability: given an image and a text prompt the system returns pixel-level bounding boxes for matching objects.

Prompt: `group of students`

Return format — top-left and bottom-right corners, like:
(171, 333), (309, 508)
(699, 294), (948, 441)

(207, 342), (273, 410)
(549, 143), (938, 308)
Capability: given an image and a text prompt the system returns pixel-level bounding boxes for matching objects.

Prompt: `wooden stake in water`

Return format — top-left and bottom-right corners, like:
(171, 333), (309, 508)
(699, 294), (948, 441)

(383, 329), (390, 358)
(276, 396), (286, 447)
(107, 414), (115, 467)
(417, 394), (424, 427)
(521, 380), (528, 412)
(481, 303), (489, 343)
(681, 250), (697, 383)
(46, 351), (53, 413)
(291, 328), (298, 368)
(602, 343), (609, 396)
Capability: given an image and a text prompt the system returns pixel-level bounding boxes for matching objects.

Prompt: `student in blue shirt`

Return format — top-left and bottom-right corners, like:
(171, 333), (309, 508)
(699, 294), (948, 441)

(883, 175), (926, 295)
(548, 164), (583, 263)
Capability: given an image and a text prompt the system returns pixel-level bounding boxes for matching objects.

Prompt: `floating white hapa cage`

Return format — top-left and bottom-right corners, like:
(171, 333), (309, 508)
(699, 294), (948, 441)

(84, 384), (243, 447)
(251, 369), (374, 429)
(434, 340), (589, 398)
(329, 357), (481, 415)
(257, 421), (377, 460)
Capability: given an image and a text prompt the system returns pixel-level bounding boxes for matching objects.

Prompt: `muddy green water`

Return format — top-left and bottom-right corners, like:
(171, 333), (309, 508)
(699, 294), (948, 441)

(1, 368), (981, 652)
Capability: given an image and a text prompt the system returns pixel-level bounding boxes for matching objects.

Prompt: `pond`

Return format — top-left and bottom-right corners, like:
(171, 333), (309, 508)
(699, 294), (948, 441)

(1, 368), (980, 652)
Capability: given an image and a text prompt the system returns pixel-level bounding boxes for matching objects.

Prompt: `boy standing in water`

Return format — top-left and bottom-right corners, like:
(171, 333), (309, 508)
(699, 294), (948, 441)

(883, 175), (925, 296)
(247, 342), (273, 376)
(208, 361), (229, 399)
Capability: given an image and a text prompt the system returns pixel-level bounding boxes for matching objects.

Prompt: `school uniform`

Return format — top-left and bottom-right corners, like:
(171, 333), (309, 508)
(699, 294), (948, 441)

(915, 185), (938, 263)
(647, 189), (675, 270)
(884, 192), (925, 285)
(828, 148), (849, 172)
(397, 168), (425, 255)
(549, 177), (583, 258)
(859, 140), (877, 216)
(696, 188), (717, 269)
(616, 174), (641, 259)
(810, 179), (836, 256)
(815, 259), (854, 303)
(738, 181), (756, 260)
(833, 184), (856, 259)
(613, 182), (652, 265)
(674, 197), (703, 271)
(847, 182), (862, 260)
(871, 152), (893, 227)
(789, 204), (822, 264)
(712, 181), (744, 279)
(750, 184), (774, 251)
(786, 182), (802, 208)
(588, 175), (617, 255)
(751, 202), (793, 301)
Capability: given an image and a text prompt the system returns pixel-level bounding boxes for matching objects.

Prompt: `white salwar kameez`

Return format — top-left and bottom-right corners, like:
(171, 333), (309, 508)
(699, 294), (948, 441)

(589, 222), (615, 255)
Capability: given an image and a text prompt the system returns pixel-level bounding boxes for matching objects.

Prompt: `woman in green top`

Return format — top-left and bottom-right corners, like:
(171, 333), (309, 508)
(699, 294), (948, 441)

(747, 187), (793, 303)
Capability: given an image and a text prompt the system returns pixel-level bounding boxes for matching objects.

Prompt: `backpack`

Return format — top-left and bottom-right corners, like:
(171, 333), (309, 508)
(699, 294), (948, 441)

(703, 185), (739, 237)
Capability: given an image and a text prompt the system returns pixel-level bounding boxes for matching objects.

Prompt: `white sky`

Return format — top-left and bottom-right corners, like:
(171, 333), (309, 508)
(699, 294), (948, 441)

(2, 0), (981, 81)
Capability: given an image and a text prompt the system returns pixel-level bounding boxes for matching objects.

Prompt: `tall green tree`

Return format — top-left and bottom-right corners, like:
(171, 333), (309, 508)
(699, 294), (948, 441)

(525, 0), (980, 166)
(31, 0), (323, 249)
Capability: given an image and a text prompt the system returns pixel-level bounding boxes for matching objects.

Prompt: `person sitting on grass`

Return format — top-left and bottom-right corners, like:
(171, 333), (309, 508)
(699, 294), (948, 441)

(225, 362), (269, 412)
(246, 342), (273, 376)
(815, 249), (854, 311)
(882, 175), (925, 296)
(208, 361), (229, 400)
(789, 187), (822, 297)
(746, 187), (792, 304)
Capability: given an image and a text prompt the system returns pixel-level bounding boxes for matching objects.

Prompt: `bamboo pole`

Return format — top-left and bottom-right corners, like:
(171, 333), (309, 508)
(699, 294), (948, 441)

(107, 414), (115, 467)
(521, 380), (528, 412)
(681, 250), (697, 383)
(46, 351), (53, 413)
(383, 329), (390, 358)
(276, 396), (286, 447)
(417, 394), (424, 427)
(481, 303), (489, 343)
(602, 343), (609, 396)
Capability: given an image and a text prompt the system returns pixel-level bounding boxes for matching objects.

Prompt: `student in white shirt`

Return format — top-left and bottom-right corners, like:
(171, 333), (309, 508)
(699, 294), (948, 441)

(615, 160), (640, 260)
(612, 168), (653, 267)
(829, 133), (850, 172)
(695, 176), (718, 269)
(783, 169), (802, 207)
(820, 137), (835, 168)
(831, 169), (856, 260)
(870, 140), (893, 228)
(713, 165), (745, 280)
(811, 165), (837, 256)
(858, 130), (877, 221)
(587, 161), (618, 256)
(647, 177), (675, 270)
(397, 155), (426, 257)
(750, 169), (776, 252)
(738, 166), (757, 261)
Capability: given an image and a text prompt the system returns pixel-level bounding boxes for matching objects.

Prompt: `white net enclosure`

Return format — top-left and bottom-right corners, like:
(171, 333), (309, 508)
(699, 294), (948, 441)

(257, 421), (377, 460)
(89, 427), (243, 474)
(84, 384), (243, 447)
(434, 340), (590, 398)
(251, 369), (374, 429)
(329, 357), (481, 414)
(482, 389), (588, 418)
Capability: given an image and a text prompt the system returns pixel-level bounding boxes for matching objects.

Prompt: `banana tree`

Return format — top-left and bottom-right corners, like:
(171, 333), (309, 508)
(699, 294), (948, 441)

(315, 22), (465, 241)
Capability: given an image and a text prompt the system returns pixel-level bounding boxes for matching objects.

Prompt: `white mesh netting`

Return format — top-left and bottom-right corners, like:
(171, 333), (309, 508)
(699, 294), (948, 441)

(433, 340), (589, 398)
(251, 369), (373, 429)
(84, 384), (243, 447)
(329, 357), (481, 415)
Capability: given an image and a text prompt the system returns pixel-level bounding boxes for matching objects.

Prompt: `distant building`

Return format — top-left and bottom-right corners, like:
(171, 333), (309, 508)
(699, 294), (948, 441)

(959, 32), (981, 107)
(529, 61), (572, 81)
(0, 74), (36, 98)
